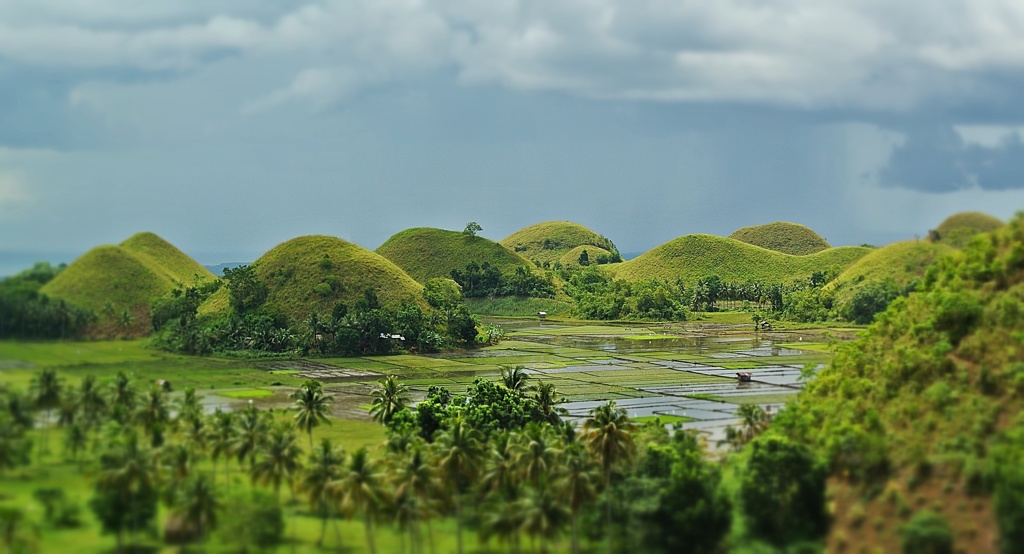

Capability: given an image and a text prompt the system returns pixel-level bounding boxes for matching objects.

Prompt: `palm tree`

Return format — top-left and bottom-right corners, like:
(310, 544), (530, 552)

(298, 438), (345, 548)
(292, 380), (332, 450)
(517, 485), (570, 554)
(134, 386), (170, 447)
(158, 443), (193, 504)
(175, 387), (202, 427)
(180, 416), (208, 458)
(232, 404), (267, 471)
(109, 371), (137, 425)
(479, 431), (523, 553)
(94, 432), (157, 549)
(500, 365), (532, 396)
(433, 414), (483, 554)
(64, 422), (88, 469)
(533, 382), (568, 426)
(333, 446), (386, 554)
(30, 368), (62, 456)
(516, 423), (560, 488)
(4, 391), (34, 432)
(582, 401), (636, 554)
(369, 375), (410, 425)
(77, 374), (107, 428)
(251, 422), (302, 503)
(737, 403), (769, 445)
(391, 443), (438, 553)
(172, 474), (220, 544)
(556, 442), (599, 554)
(208, 409), (234, 486)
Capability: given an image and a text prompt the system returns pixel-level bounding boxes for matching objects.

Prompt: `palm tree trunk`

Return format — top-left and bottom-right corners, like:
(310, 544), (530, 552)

(364, 512), (376, 554)
(571, 513), (579, 554)
(455, 493), (463, 554)
(605, 468), (612, 554)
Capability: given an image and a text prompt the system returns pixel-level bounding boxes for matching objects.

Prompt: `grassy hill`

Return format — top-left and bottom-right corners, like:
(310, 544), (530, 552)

(500, 221), (618, 266)
(728, 221), (831, 255)
(825, 240), (955, 304)
(930, 211), (1004, 248)
(375, 227), (533, 283)
(611, 234), (870, 284)
(559, 245), (613, 268)
(40, 233), (214, 314)
(777, 214), (1024, 552)
(200, 235), (424, 322)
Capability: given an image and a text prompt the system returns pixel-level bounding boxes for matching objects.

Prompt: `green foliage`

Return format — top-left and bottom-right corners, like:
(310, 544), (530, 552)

(899, 510), (952, 554)
(463, 221), (482, 236)
(216, 488), (284, 550)
(33, 488), (82, 529)
(563, 266), (691, 320)
(450, 261), (555, 298)
(930, 211), (1004, 248)
(222, 264), (269, 314)
(738, 435), (829, 547)
(729, 221), (832, 255)
(842, 280), (900, 324)
(423, 277), (463, 309)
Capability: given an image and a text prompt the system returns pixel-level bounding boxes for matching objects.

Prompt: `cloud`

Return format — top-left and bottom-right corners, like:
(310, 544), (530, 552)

(0, 1), (1022, 114)
(879, 124), (1024, 191)
(0, 172), (33, 218)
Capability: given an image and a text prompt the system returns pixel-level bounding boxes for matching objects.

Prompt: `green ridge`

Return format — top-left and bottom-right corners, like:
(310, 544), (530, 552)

(825, 240), (955, 304)
(930, 211), (1004, 248)
(200, 235), (425, 322)
(40, 233), (213, 313)
(500, 221), (618, 265)
(611, 234), (870, 284)
(780, 214), (1024, 551)
(728, 221), (831, 255)
(375, 227), (533, 283)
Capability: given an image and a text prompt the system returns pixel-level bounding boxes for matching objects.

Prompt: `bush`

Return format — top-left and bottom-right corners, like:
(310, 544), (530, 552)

(216, 489), (284, 551)
(899, 510), (952, 554)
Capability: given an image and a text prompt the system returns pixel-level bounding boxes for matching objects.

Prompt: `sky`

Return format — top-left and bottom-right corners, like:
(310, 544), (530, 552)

(3, 0), (1024, 275)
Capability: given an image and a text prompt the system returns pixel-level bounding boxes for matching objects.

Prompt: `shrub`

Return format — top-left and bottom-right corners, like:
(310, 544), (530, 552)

(216, 489), (284, 550)
(899, 510), (952, 554)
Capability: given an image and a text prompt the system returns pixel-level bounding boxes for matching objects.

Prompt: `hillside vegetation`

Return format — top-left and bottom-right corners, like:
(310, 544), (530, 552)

(612, 234), (870, 284)
(776, 213), (1024, 552)
(728, 221), (832, 255)
(200, 235), (424, 322)
(930, 211), (1005, 248)
(40, 233), (213, 314)
(825, 240), (955, 305)
(500, 221), (619, 265)
(559, 244), (613, 268)
(375, 227), (532, 283)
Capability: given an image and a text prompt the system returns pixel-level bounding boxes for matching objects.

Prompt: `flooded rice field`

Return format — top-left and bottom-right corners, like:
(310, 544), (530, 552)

(208, 319), (835, 445)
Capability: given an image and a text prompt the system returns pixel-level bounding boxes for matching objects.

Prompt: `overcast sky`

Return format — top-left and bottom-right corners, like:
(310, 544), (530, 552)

(3, 0), (1024, 275)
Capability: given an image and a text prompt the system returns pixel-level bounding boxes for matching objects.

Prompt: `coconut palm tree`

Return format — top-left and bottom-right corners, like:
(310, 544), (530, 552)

(582, 401), (636, 554)
(391, 444), (437, 554)
(737, 403), (769, 445)
(533, 382), (568, 426)
(94, 431), (158, 550)
(500, 365), (532, 396)
(134, 386), (170, 448)
(208, 409), (234, 486)
(433, 414), (483, 554)
(232, 404), (267, 471)
(251, 422), (302, 503)
(298, 438), (345, 548)
(292, 380), (332, 450)
(556, 442), (599, 554)
(64, 422), (88, 469)
(77, 374), (107, 428)
(517, 485), (570, 554)
(4, 391), (34, 432)
(171, 474), (220, 544)
(30, 368), (62, 456)
(333, 446), (385, 554)
(180, 416), (208, 458)
(109, 371), (137, 425)
(175, 387), (203, 427)
(369, 375), (410, 425)
(479, 431), (524, 553)
(158, 442), (193, 504)
(516, 422), (560, 488)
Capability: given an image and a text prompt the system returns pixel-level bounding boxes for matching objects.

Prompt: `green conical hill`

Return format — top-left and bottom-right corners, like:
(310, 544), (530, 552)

(559, 245), (613, 268)
(824, 240), (955, 304)
(611, 234), (869, 284)
(120, 232), (215, 284)
(40, 232), (213, 315)
(778, 215), (1024, 552)
(201, 235), (424, 322)
(376, 228), (533, 283)
(930, 211), (1004, 248)
(500, 221), (618, 265)
(40, 245), (175, 313)
(728, 221), (831, 255)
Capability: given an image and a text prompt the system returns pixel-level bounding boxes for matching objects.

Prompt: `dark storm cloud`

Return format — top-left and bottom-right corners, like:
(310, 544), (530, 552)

(879, 125), (1024, 192)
